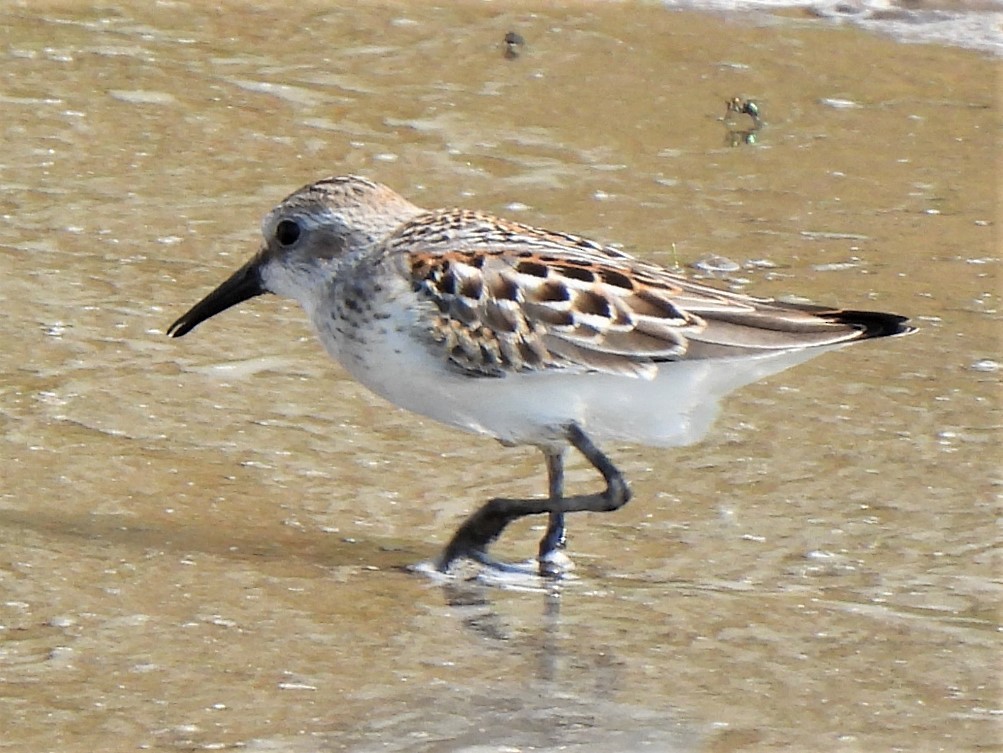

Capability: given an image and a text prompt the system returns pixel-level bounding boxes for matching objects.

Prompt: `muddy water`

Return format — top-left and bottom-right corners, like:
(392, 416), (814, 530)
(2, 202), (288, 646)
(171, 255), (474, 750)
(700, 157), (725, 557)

(0, 2), (998, 751)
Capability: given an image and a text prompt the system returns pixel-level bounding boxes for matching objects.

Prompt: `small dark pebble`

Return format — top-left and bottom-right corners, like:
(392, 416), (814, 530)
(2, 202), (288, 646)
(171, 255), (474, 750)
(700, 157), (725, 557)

(504, 31), (525, 59)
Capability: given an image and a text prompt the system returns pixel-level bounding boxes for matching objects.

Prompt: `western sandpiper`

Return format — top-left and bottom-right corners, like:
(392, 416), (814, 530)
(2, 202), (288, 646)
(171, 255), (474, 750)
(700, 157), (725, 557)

(168, 176), (913, 575)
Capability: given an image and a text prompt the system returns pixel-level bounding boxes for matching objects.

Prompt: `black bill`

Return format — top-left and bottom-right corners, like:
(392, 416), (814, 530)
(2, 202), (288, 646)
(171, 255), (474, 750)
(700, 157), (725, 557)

(167, 258), (266, 338)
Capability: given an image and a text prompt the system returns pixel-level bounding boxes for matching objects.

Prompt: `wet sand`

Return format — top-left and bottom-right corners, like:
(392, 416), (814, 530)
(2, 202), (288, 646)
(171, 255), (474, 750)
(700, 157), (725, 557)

(0, 2), (998, 751)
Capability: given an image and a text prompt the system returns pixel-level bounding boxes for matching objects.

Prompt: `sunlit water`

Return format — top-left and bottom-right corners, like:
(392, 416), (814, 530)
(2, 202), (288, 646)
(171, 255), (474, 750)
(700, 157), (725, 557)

(0, 2), (998, 751)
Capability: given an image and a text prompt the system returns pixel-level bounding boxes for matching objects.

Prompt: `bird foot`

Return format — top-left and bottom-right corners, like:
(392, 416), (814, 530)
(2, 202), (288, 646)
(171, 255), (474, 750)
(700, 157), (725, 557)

(434, 544), (574, 580)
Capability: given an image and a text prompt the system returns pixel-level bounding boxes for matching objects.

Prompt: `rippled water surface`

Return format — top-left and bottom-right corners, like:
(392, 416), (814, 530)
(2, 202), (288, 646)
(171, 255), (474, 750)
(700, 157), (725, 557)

(1, 2), (998, 751)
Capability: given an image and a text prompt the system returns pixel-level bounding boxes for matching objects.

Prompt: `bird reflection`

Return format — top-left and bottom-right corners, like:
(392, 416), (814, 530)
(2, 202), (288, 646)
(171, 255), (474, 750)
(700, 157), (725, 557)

(440, 577), (564, 681)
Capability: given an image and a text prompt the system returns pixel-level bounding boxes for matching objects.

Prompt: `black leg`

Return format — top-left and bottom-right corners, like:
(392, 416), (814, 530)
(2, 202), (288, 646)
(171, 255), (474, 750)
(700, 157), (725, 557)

(435, 424), (632, 573)
(537, 450), (566, 562)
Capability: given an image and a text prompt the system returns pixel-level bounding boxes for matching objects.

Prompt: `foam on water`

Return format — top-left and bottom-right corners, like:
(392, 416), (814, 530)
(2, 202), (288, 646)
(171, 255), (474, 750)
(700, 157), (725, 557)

(661, 0), (1003, 55)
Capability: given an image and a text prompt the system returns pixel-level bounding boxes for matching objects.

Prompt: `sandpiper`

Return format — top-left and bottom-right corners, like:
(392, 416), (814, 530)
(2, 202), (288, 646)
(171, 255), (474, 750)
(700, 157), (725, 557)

(168, 175), (913, 575)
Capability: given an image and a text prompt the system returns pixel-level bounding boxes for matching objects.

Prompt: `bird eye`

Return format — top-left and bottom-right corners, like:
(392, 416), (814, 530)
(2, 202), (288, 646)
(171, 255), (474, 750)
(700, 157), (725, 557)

(275, 219), (301, 247)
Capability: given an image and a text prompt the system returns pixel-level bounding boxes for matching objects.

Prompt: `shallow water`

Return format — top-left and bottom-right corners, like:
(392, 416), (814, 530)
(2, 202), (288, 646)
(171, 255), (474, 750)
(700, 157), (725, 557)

(0, 2), (998, 751)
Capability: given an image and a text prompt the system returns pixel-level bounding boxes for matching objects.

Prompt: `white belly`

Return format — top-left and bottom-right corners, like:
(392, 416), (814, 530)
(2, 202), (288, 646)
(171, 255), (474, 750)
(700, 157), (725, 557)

(311, 304), (837, 449)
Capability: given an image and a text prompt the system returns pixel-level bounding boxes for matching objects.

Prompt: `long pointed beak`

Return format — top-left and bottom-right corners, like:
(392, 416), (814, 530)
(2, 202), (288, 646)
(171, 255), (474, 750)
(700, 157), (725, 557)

(167, 258), (266, 338)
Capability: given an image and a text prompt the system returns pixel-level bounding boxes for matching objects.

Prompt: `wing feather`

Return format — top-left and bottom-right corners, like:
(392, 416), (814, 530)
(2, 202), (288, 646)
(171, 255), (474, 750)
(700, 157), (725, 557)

(391, 209), (904, 378)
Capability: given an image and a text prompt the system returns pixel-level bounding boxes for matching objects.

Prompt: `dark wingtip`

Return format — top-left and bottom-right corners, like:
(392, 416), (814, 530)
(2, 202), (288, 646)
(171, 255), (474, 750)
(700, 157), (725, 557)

(828, 310), (917, 340)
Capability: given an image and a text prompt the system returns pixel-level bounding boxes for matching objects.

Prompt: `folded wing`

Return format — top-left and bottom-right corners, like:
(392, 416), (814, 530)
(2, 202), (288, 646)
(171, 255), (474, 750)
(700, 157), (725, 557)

(396, 210), (912, 379)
